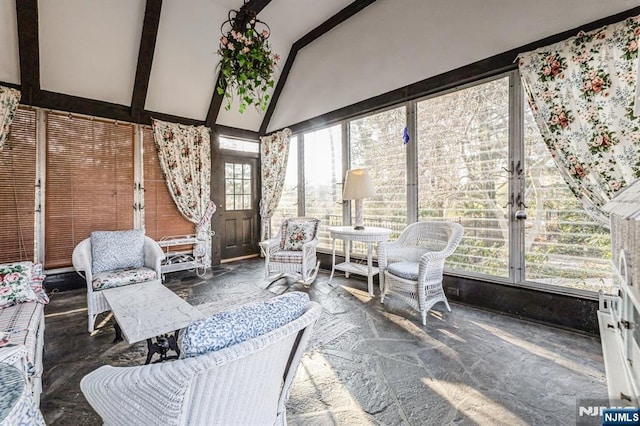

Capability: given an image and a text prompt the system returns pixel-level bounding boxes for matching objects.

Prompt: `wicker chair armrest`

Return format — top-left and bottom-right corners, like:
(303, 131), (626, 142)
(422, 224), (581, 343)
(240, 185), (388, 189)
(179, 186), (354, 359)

(81, 362), (191, 425)
(301, 238), (319, 250)
(378, 241), (420, 269)
(144, 237), (166, 279)
(259, 237), (281, 253)
(72, 238), (94, 288)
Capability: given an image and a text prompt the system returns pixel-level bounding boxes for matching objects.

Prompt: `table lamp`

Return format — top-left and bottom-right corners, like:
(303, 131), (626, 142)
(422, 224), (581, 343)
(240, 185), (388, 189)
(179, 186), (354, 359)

(343, 168), (376, 230)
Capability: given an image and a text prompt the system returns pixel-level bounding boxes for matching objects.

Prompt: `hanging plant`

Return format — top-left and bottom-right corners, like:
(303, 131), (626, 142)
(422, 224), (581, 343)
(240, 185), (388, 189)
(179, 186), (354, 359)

(216, 9), (280, 114)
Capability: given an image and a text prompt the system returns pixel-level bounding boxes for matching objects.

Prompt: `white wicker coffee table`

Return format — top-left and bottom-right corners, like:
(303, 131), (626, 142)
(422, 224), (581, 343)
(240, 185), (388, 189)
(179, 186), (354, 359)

(102, 280), (204, 363)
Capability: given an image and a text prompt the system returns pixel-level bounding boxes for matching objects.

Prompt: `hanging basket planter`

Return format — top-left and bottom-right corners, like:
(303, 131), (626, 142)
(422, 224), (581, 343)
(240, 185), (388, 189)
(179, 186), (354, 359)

(216, 7), (280, 114)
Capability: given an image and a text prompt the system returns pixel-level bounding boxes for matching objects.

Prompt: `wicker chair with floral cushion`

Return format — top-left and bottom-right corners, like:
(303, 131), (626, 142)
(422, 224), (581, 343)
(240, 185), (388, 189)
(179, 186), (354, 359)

(259, 217), (321, 286)
(81, 292), (322, 426)
(72, 230), (165, 333)
(378, 221), (464, 325)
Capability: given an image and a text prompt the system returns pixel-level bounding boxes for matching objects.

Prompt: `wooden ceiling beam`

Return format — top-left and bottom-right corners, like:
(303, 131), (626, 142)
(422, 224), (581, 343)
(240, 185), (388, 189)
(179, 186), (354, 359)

(205, 0), (273, 128)
(258, 0), (377, 135)
(131, 0), (163, 121)
(15, 0), (40, 105)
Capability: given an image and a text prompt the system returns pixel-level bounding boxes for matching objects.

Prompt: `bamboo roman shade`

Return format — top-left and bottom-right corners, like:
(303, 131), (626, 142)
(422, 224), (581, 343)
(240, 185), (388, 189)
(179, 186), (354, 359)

(141, 126), (194, 242)
(0, 108), (36, 263)
(45, 113), (135, 269)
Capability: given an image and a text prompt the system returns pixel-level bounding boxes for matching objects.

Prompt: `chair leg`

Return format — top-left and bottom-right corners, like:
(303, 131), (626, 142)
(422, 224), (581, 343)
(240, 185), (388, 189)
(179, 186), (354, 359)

(299, 261), (320, 287)
(443, 298), (452, 312)
(421, 311), (427, 326)
(88, 314), (96, 333)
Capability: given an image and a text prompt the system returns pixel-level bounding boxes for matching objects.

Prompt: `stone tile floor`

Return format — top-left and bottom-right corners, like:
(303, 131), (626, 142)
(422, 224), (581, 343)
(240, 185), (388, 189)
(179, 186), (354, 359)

(40, 258), (607, 425)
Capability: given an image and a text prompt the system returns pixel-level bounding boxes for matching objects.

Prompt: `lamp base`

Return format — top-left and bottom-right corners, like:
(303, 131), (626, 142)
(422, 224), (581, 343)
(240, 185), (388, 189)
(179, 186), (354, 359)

(354, 198), (365, 230)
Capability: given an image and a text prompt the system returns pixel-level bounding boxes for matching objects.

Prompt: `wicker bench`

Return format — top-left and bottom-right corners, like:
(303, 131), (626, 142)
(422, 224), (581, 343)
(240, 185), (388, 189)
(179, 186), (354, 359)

(0, 261), (48, 406)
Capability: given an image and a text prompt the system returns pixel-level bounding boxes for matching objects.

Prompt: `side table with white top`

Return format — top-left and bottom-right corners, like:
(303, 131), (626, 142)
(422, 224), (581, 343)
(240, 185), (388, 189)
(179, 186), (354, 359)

(328, 226), (392, 297)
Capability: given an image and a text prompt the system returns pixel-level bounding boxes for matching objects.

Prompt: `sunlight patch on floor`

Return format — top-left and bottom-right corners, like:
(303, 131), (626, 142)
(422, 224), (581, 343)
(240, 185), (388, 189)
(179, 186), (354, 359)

(422, 378), (528, 425)
(44, 307), (87, 318)
(288, 351), (372, 425)
(340, 285), (373, 303)
(471, 320), (602, 378)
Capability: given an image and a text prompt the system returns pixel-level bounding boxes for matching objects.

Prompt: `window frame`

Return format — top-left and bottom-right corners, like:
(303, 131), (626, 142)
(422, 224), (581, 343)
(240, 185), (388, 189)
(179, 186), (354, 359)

(286, 70), (609, 299)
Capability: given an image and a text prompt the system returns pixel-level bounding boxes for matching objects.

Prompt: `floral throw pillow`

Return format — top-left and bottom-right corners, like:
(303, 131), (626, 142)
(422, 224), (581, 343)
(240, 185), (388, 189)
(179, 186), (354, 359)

(283, 221), (317, 251)
(0, 262), (39, 309)
(180, 291), (310, 358)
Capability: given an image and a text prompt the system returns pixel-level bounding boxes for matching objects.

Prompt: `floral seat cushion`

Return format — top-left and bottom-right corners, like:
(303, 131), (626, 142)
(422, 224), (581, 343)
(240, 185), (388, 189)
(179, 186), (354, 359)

(180, 292), (310, 358)
(92, 267), (157, 291)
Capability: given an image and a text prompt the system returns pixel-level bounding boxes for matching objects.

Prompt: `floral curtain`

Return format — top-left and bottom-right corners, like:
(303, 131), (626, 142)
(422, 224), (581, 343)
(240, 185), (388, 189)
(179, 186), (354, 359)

(152, 119), (216, 265)
(0, 86), (21, 151)
(517, 16), (640, 225)
(260, 128), (292, 240)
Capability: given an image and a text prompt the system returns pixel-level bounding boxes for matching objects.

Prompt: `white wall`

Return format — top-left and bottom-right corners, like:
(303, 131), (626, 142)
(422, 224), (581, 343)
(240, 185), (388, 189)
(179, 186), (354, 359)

(0, 0), (20, 85)
(267, 0), (639, 132)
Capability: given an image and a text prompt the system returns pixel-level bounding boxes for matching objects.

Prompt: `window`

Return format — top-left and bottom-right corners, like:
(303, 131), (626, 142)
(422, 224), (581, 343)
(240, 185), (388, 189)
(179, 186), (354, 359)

(303, 125), (342, 250)
(225, 162), (252, 210)
(271, 136), (298, 233)
(349, 106), (407, 254)
(45, 113), (134, 269)
(0, 108), (37, 263)
(219, 136), (259, 153)
(141, 126), (195, 242)
(417, 77), (510, 278)
(523, 103), (612, 292)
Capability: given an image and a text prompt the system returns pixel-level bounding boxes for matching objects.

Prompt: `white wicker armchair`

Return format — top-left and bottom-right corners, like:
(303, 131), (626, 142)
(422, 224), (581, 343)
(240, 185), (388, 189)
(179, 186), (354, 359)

(378, 221), (464, 325)
(80, 301), (322, 426)
(72, 235), (165, 332)
(259, 217), (321, 286)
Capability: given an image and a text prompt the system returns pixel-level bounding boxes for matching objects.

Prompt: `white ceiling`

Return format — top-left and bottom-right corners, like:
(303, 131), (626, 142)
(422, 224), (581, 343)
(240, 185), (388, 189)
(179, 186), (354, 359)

(0, 0), (639, 133)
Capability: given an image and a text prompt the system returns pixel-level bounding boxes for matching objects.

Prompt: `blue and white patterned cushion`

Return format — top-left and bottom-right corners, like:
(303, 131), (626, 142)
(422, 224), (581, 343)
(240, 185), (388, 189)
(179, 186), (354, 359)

(91, 230), (145, 275)
(387, 261), (419, 280)
(180, 291), (310, 358)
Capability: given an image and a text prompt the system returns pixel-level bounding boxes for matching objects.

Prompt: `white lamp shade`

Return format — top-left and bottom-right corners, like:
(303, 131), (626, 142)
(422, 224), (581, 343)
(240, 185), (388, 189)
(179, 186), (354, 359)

(343, 168), (376, 200)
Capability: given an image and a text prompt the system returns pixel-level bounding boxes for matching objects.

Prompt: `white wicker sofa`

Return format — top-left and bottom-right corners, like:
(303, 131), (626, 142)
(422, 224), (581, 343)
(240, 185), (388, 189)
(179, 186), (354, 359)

(0, 261), (48, 405)
(81, 291), (322, 426)
(72, 230), (165, 332)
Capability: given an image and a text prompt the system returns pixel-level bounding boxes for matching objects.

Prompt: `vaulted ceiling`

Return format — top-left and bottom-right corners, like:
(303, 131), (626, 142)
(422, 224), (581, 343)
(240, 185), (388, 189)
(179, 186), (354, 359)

(1, 0), (639, 136)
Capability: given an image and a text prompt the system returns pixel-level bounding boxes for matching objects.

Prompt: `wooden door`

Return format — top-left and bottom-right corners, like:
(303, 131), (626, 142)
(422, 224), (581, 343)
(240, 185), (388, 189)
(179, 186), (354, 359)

(219, 156), (259, 260)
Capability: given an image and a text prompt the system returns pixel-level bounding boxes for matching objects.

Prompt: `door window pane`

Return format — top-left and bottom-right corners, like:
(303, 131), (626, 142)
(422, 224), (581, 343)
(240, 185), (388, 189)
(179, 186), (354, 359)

(417, 77), (510, 278)
(225, 162), (252, 211)
(304, 126), (343, 251)
(524, 103), (612, 292)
